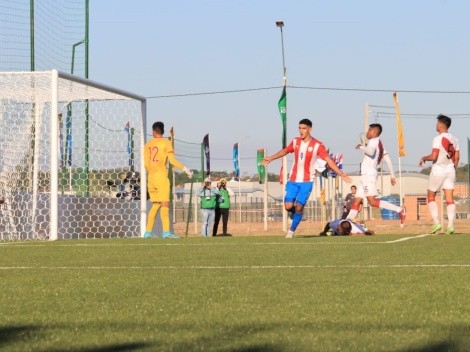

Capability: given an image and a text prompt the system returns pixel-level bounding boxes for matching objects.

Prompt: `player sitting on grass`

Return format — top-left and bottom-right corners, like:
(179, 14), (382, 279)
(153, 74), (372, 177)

(319, 219), (375, 236)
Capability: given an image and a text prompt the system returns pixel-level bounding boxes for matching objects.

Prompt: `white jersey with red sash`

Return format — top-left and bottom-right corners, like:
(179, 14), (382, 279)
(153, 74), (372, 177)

(286, 137), (328, 182)
(359, 137), (386, 177)
(431, 132), (459, 174)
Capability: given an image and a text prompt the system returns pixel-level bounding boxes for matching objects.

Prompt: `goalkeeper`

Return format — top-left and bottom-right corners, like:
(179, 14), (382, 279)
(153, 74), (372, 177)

(319, 219), (374, 236)
(143, 121), (192, 239)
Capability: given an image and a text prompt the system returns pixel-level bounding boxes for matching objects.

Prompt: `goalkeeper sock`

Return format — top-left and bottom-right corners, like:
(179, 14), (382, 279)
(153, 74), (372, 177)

(160, 206), (170, 233)
(146, 203), (161, 232)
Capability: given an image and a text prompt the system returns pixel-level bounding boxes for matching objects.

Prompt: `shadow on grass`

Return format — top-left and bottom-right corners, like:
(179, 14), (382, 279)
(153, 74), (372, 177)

(0, 322), (282, 351)
(0, 324), (150, 352)
(0, 325), (40, 347)
(395, 341), (459, 352)
(224, 346), (283, 352)
(65, 342), (150, 352)
(1, 321), (468, 352)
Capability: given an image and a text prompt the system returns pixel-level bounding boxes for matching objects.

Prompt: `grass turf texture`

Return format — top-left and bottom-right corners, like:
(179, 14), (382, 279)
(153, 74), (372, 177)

(0, 234), (469, 351)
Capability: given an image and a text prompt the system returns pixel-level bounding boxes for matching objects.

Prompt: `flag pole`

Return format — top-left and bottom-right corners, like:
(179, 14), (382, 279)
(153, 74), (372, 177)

(276, 20), (288, 232)
(238, 142), (242, 223)
(363, 103), (369, 221)
(233, 142), (241, 223)
(257, 148), (268, 231)
(467, 137), (470, 214)
(364, 102), (369, 135)
(263, 148), (268, 231)
(393, 92), (405, 227)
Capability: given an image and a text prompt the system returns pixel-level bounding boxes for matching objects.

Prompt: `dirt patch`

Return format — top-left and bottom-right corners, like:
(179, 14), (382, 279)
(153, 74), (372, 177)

(174, 219), (470, 237)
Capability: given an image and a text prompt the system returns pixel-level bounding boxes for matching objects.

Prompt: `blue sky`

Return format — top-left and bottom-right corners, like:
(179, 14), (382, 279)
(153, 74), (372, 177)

(89, 0), (470, 175)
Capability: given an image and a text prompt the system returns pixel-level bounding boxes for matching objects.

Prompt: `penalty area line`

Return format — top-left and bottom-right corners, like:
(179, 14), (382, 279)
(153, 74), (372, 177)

(385, 233), (433, 243)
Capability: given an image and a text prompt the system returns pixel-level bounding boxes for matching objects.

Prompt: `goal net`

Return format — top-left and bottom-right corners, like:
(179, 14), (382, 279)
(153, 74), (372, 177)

(0, 0), (87, 76)
(0, 70), (147, 240)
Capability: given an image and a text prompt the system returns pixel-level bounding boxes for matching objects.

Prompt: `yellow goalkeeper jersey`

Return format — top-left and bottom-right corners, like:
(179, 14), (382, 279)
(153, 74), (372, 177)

(144, 137), (184, 174)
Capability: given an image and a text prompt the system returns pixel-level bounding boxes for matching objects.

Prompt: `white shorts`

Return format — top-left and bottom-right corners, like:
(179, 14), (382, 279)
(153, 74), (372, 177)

(356, 174), (378, 198)
(428, 170), (455, 192)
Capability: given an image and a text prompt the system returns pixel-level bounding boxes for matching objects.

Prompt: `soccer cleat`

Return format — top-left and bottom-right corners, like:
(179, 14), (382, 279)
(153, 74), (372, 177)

(399, 206), (406, 225)
(286, 230), (294, 239)
(445, 227), (454, 235)
(429, 223), (442, 234)
(162, 231), (180, 239)
(326, 230), (332, 236)
(143, 231), (155, 238)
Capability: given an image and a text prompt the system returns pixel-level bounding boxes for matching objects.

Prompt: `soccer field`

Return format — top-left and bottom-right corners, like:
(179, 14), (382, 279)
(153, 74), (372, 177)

(0, 234), (469, 351)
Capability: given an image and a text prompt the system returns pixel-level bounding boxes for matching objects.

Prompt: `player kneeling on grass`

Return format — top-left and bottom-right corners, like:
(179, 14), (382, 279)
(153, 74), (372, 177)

(319, 219), (375, 236)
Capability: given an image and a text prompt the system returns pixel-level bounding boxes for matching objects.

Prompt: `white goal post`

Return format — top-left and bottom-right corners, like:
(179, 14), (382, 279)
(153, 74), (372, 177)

(0, 70), (147, 240)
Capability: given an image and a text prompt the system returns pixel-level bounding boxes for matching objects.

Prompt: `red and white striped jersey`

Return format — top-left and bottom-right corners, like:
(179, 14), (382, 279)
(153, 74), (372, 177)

(286, 137), (329, 182)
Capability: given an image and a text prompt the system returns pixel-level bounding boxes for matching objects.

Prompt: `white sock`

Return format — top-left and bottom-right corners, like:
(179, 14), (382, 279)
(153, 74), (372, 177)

(447, 203), (456, 228)
(379, 200), (401, 213)
(347, 209), (358, 220)
(428, 201), (439, 224)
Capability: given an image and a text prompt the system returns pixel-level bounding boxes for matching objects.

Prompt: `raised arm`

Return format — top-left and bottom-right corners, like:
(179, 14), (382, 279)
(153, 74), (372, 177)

(168, 152), (192, 177)
(324, 156), (352, 183)
(261, 148), (289, 166)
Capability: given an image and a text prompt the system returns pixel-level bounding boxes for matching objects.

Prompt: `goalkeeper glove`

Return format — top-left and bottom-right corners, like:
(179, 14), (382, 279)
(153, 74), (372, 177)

(183, 166), (193, 178)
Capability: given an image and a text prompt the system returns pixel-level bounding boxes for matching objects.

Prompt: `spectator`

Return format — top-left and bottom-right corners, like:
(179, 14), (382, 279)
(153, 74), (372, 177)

(198, 177), (219, 237)
(341, 185), (361, 219)
(213, 178), (233, 236)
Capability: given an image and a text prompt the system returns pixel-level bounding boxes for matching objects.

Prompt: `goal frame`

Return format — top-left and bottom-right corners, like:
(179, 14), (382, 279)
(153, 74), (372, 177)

(0, 70), (147, 240)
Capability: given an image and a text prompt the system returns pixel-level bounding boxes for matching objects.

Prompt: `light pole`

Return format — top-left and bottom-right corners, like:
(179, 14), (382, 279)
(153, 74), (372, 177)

(276, 20), (288, 231)
(276, 20), (287, 86)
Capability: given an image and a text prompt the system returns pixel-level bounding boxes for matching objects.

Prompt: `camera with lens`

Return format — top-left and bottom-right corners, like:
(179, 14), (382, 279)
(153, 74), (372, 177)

(108, 171), (141, 200)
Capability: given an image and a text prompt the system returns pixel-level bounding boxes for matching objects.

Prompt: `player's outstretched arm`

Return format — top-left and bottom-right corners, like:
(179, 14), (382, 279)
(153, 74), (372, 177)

(261, 148), (288, 166)
(324, 156), (352, 183)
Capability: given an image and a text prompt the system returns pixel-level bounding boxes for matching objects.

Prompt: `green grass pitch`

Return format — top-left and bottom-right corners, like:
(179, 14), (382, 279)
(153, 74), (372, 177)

(0, 234), (469, 351)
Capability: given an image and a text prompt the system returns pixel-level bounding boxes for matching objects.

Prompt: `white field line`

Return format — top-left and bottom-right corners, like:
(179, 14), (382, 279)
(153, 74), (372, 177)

(385, 233), (434, 243)
(0, 264), (469, 270)
(0, 234), (434, 247)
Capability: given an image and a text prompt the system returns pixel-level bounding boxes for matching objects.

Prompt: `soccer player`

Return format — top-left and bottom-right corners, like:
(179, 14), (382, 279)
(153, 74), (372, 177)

(347, 123), (406, 224)
(319, 218), (374, 236)
(143, 121), (192, 238)
(261, 118), (352, 238)
(419, 114), (460, 235)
